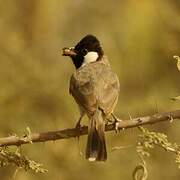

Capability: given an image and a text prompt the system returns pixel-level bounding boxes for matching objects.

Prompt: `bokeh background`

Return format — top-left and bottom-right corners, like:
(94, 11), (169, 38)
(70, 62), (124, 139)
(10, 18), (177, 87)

(0, 0), (180, 179)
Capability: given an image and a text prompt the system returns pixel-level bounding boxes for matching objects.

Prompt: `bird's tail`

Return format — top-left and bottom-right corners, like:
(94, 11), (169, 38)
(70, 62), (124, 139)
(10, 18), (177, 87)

(86, 109), (107, 161)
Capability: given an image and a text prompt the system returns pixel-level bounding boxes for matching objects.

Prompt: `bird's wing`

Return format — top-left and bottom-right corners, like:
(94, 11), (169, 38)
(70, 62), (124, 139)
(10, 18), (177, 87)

(69, 68), (97, 114)
(96, 65), (120, 115)
(69, 62), (120, 115)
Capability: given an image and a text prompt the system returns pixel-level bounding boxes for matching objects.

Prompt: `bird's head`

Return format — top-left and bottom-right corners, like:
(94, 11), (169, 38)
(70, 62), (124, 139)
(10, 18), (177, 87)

(62, 35), (104, 69)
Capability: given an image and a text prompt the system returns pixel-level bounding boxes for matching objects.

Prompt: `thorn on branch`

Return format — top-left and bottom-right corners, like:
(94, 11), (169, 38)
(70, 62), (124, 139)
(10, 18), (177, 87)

(0, 110), (180, 147)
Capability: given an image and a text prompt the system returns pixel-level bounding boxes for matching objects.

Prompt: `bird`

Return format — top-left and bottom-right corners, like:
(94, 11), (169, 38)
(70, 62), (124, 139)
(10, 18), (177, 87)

(62, 34), (120, 161)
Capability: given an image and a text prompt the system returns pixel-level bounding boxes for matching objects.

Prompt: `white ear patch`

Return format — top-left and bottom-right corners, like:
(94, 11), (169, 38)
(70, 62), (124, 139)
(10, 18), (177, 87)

(83, 52), (98, 66)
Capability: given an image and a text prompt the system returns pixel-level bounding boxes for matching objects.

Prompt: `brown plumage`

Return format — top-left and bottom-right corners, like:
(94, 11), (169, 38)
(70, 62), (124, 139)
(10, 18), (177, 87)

(69, 56), (120, 161)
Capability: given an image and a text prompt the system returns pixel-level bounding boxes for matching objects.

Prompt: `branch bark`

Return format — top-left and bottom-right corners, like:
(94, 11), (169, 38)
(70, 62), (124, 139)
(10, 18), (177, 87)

(0, 110), (180, 147)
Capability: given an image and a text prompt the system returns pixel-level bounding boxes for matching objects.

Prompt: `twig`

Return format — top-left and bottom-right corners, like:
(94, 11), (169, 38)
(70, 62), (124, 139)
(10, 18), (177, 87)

(0, 110), (180, 147)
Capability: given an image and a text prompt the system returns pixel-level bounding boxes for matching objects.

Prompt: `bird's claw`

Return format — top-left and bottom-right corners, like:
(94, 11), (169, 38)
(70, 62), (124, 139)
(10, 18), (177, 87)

(75, 119), (83, 139)
(115, 119), (123, 133)
(111, 113), (123, 133)
(75, 121), (82, 130)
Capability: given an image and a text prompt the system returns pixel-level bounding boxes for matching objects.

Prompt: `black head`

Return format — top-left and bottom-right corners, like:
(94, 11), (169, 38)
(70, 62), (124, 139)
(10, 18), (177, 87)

(62, 35), (104, 69)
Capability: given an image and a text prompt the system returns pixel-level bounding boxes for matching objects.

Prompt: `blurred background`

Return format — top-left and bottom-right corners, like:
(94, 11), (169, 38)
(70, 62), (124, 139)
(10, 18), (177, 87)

(0, 0), (180, 179)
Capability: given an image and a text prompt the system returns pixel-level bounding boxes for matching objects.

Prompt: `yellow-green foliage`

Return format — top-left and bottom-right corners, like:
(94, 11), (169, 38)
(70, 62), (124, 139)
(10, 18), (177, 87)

(137, 127), (180, 169)
(133, 127), (180, 180)
(0, 147), (47, 173)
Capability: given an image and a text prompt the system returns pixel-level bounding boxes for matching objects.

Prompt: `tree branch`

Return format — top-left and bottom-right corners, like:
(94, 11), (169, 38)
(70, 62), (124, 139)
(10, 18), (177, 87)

(0, 110), (180, 147)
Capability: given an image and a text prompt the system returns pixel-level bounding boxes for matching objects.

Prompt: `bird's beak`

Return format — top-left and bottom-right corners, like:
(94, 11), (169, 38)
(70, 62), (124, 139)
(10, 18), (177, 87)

(62, 47), (77, 56)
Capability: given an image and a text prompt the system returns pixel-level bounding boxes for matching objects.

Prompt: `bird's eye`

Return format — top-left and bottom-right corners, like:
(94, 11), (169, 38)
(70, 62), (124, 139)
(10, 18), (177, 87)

(81, 49), (88, 55)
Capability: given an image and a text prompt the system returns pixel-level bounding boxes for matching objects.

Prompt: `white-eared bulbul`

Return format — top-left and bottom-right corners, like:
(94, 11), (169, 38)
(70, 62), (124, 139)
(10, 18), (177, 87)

(62, 35), (120, 161)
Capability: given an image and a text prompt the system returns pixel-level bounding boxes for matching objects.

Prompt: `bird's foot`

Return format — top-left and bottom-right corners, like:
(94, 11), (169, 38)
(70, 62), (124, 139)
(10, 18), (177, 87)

(111, 113), (123, 133)
(75, 120), (82, 130)
(115, 119), (123, 133)
(75, 119), (83, 139)
(106, 118), (114, 124)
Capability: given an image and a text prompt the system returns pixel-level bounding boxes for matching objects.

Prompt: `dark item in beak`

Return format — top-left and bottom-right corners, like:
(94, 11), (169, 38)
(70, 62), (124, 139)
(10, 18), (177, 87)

(62, 47), (77, 56)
